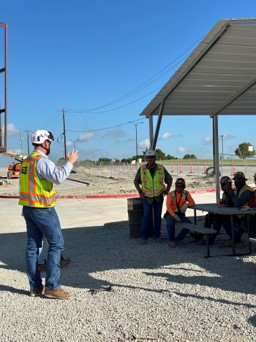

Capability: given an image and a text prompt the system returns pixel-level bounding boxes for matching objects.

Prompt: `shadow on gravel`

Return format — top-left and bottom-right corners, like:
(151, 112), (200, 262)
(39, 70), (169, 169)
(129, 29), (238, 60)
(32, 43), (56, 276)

(0, 284), (27, 296)
(1, 221), (256, 299)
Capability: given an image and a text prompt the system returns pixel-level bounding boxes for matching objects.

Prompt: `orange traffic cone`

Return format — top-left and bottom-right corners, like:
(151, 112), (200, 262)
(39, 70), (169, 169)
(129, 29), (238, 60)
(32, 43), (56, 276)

(204, 163), (207, 174)
(233, 165), (236, 176)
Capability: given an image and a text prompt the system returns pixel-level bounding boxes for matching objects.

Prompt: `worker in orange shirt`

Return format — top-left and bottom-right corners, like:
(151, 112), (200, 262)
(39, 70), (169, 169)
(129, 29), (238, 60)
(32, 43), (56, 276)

(164, 178), (195, 247)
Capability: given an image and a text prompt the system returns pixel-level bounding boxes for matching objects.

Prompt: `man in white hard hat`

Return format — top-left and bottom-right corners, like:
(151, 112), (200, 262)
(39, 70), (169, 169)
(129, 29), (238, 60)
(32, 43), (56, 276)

(19, 129), (78, 299)
(134, 149), (172, 244)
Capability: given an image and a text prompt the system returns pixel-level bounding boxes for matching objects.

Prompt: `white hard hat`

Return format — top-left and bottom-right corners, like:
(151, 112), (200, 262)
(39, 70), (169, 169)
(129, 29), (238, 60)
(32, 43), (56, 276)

(31, 130), (54, 145)
(145, 149), (156, 157)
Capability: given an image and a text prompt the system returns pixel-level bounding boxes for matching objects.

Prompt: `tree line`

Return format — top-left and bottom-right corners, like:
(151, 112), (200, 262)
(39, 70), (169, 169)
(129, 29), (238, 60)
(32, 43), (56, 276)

(57, 142), (255, 164)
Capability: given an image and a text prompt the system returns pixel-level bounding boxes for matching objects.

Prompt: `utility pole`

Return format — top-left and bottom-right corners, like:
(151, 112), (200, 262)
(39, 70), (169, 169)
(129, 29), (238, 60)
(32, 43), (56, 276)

(62, 109), (67, 160)
(72, 140), (76, 149)
(130, 121), (143, 165)
(19, 133), (23, 154)
(24, 130), (31, 155)
(220, 135), (224, 176)
(0, 22), (8, 152)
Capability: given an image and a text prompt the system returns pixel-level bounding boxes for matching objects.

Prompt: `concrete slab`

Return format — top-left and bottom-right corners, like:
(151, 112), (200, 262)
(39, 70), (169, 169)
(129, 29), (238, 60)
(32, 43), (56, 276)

(0, 192), (216, 233)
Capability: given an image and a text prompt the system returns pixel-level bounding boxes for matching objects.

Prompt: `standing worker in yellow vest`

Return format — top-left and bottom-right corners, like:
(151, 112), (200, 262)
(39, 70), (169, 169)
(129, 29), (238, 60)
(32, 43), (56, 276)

(134, 149), (172, 244)
(19, 130), (78, 299)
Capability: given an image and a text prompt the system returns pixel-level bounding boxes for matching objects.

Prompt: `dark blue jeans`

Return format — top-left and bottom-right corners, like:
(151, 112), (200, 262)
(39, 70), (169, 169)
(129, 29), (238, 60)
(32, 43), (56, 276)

(221, 216), (247, 242)
(141, 196), (163, 239)
(165, 212), (192, 241)
(23, 206), (64, 291)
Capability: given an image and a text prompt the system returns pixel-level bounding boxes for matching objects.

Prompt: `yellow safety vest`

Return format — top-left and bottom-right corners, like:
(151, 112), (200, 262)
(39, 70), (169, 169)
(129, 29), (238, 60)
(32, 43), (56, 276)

(140, 164), (165, 197)
(19, 152), (57, 207)
(170, 190), (187, 204)
(234, 184), (253, 204)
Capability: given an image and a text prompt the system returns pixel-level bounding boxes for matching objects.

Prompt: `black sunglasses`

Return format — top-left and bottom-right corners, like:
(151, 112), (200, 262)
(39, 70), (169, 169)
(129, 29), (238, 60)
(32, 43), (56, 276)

(147, 156), (155, 159)
(234, 178), (244, 182)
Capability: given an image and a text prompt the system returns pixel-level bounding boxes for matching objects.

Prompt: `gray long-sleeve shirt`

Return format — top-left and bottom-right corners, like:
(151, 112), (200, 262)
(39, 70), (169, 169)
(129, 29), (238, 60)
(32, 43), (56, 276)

(36, 150), (73, 185)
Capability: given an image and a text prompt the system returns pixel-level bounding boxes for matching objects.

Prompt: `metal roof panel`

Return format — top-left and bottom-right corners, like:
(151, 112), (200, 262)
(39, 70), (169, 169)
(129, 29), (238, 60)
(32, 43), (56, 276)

(141, 18), (256, 117)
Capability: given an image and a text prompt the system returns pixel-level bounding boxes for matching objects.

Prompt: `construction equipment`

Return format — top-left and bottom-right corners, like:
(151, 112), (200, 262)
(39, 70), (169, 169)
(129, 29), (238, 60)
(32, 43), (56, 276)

(4, 152), (27, 179)
(7, 160), (22, 179)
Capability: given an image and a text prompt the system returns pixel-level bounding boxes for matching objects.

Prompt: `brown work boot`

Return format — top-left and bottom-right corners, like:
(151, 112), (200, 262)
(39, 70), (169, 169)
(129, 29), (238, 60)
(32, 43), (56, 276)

(44, 288), (73, 300)
(60, 256), (71, 268)
(29, 285), (44, 297)
(38, 262), (47, 273)
(168, 241), (176, 248)
(38, 256), (71, 271)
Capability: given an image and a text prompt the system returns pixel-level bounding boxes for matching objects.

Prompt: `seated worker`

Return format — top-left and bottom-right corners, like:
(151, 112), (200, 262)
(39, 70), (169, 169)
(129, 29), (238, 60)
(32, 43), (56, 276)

(221, 171), (254, 247)
(203, 176), (234, 245)
(164, 178), (195, 248)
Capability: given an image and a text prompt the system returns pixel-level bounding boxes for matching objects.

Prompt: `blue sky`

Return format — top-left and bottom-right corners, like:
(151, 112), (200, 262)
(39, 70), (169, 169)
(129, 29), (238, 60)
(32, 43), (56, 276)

(0, 0), (256, 166)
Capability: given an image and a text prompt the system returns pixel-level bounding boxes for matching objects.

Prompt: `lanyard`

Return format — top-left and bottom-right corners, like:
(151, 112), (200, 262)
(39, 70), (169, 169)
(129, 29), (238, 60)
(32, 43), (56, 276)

(175, 191), (182, 213)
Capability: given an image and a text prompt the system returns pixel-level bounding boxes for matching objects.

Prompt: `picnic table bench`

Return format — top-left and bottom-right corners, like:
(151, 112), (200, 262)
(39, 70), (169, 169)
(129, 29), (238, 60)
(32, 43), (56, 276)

(176, 222), (217, 258)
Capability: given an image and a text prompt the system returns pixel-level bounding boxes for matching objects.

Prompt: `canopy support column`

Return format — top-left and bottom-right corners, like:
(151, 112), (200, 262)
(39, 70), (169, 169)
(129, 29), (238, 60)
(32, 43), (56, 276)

(213, 115), (220, 202)
(152, 100), (164, 150)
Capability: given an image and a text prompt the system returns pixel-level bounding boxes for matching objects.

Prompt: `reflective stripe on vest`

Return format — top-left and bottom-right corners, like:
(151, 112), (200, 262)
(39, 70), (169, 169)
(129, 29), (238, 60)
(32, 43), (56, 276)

(234, 184), (253, 205)
(19, 152), (57, 207)
(170, 190), (187, 203)
(222, 192), (227, 204)
(234, 184), (253, 218)
(140, 164), (165, 197)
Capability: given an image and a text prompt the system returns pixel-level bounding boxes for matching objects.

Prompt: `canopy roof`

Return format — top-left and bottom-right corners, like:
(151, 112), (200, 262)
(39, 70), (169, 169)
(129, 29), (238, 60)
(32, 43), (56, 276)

(141, 18), (256, 200)
(141, 18), (256, 118)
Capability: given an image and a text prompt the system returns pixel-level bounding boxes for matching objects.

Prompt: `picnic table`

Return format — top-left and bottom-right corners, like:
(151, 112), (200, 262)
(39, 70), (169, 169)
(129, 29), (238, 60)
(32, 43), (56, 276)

(193, 203), (256, 256)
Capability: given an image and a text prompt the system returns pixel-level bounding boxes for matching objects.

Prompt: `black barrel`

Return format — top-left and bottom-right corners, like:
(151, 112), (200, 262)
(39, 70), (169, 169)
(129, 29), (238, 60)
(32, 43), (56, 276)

(127, 198), (153, 238)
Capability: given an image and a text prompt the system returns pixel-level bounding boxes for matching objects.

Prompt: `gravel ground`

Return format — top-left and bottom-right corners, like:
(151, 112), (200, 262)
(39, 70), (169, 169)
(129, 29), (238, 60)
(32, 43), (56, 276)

(1, 166), (256, 341)
(0, 164), (226, 197)
(1, 215), (256, 341)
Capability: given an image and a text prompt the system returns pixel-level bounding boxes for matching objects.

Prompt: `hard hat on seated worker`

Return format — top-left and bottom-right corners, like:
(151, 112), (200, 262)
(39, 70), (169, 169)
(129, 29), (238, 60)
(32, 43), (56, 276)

(220, 176), (232, 184)
(233, 171), (248, 181)
(145, 149), (156, 157)
(175, 178), (186, 188)
(31, 130), (54, 145)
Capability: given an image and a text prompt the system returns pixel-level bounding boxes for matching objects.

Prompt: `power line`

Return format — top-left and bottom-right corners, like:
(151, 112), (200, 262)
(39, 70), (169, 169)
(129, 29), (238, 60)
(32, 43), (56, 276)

(68, 87), (161, 115)
(66, 118), (146, 133)
(65, 38), (202, 114)
(39, 38), (203, 132)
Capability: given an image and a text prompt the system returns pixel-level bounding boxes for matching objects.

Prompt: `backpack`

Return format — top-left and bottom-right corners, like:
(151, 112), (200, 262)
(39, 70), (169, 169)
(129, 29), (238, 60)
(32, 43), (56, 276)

(248, 190), (256, 208)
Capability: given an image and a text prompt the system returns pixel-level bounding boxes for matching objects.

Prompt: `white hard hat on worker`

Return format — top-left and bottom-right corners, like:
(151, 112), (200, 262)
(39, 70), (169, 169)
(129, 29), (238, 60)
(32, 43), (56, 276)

(145, 149), (156, 157)
(31, 130), (54, 145)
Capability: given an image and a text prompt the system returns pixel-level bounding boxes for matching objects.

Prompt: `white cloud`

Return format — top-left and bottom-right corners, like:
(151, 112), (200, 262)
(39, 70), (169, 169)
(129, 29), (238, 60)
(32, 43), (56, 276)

(78, 132), (95, 142)
(162, 132), (172, 139)
(66, 140), (75, 147)
(220, 134), (234, 140)
(138, 139), (150, 149)
(7, 123), (19, 136)
(103, 129), (125, 138)
(177, 146), (186, 153)
(204, 136), (212, 144)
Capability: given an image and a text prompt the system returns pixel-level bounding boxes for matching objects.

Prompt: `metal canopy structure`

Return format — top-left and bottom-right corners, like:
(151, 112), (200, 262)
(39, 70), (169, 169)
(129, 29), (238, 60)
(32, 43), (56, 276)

(0, 22), (8, 153)
(141, 18), (256, 200)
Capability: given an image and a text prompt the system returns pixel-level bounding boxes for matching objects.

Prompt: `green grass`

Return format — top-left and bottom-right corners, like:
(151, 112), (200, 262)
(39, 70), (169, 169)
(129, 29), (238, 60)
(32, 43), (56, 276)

(160, 158), (256, 166)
